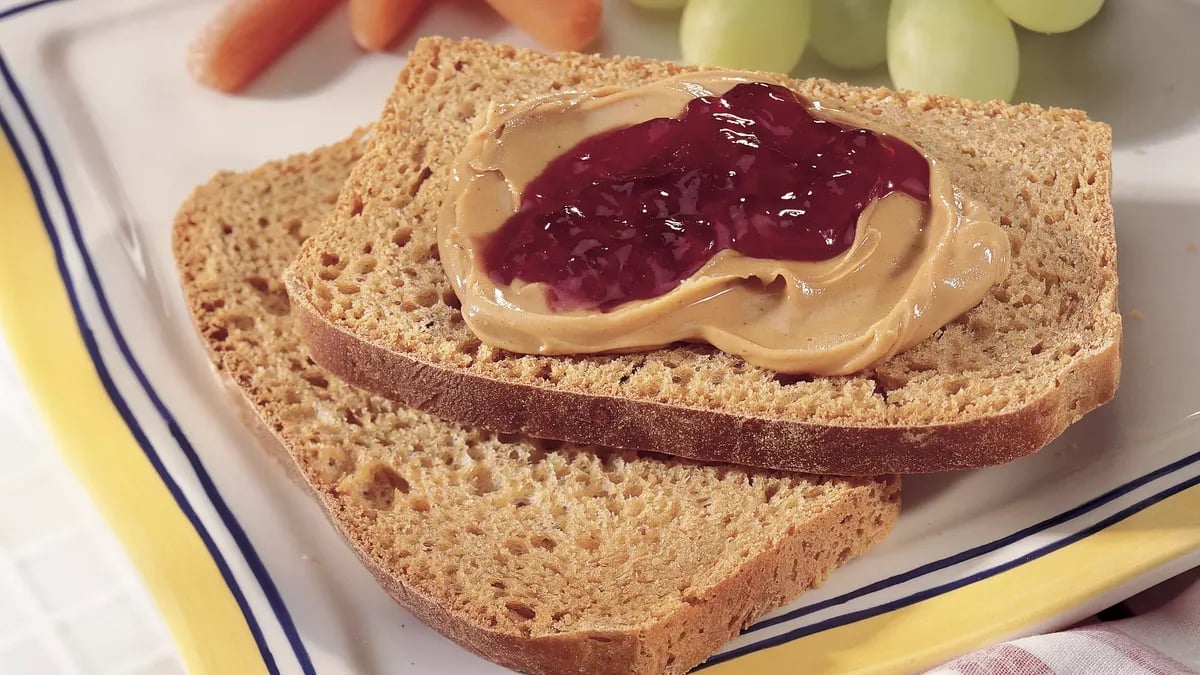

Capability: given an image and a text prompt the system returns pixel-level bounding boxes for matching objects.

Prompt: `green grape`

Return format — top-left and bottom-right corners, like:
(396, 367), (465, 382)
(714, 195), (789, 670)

(681, 0), (813, 74)
(888, 0), (1019, 101)
(992, 0), (1103, 33)
(628, 0), (687, 10)
(811, 0), (889, 70)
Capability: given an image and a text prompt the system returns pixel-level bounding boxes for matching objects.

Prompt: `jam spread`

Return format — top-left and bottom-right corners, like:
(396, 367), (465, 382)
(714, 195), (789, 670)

(481, 82), (931, 311)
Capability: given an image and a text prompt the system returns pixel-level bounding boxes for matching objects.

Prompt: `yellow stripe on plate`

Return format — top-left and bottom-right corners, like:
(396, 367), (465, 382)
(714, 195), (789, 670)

(709, 483), (1200, 674)
(0, 133), (268, 674)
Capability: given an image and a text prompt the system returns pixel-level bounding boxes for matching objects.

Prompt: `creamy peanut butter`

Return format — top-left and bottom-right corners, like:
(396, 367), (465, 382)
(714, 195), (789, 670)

(438, 72), (1011, 375)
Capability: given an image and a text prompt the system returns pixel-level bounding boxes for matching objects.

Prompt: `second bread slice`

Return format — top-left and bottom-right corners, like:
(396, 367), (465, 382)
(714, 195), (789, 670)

(174, 131), (900, 675)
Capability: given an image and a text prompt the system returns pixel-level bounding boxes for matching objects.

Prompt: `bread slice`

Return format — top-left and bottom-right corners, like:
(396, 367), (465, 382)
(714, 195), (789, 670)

(172, 131), (900, 675)
(284, 38), (1120, 475)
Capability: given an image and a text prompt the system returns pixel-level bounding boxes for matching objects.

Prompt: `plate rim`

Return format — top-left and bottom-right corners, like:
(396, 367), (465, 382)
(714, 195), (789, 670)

(0, 61), (277, 675)
(2, 1), (1200, 674)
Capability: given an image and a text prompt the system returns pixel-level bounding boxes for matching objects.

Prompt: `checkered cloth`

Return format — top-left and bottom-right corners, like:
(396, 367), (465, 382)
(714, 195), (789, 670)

(928, 570), (1200, 674)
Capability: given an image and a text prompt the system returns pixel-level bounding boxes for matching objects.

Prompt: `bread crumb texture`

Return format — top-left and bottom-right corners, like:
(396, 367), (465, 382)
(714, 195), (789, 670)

(173, 129), (900, 675)
(288, 38), (1119, 431)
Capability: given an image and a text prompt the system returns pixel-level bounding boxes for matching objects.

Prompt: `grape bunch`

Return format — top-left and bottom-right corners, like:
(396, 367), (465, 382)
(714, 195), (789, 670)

(630, 0), (1104, 102)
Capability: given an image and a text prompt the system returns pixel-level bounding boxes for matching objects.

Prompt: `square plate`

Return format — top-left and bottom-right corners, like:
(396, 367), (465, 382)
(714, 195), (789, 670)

(1, 0), (1199, 672)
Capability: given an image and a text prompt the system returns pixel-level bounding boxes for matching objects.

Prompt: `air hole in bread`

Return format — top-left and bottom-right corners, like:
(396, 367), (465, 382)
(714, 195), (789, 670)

(764, 485), (779, 503)
(617, 361), (644, 386)
(531, 362), (553, 382)
(352, 256), (377, 274)
(774, 373), (814, 387)
(803, 486), (827, 500)
(303, 373), (329, 389)
(836, 546), (853, 564)
(868, 375), (890, 404)
(409, 167), (433, 198)
(600, 452), (621, 474)
(470, 467), (498, 495)
(506, 602), (535, 621)
(246, 276), (270, 294)
(414, 288), (438, 307)
(357, 464), (410, 510)
(320, 252), (340, 267)
(396, 225), (415, 247)
(967, 315), (995, 340)
(349, 193), (364, 217)
(530, 533), (556, 550)
(285, 218), (304, 241)
(441, 287), (461, 310)
(525, 445), (547, 465)
(220, 223), (232, 235)
(209, 326), (229, 342)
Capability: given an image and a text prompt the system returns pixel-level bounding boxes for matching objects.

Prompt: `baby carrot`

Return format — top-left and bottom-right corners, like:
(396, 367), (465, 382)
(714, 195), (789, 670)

(483, 0), (603, 52)
(350, 0), (428, 51)
(188, 0), (342, 93)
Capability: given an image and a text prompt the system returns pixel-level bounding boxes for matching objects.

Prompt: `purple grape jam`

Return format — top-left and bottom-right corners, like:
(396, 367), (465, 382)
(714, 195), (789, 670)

(480, 82), (930, 311)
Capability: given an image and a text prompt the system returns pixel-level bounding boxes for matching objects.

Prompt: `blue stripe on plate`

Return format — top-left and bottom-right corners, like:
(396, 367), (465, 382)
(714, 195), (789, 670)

(0, 51), (312, 675)
(701, 470), (1200, 669)
(0, 0), (61, 22)
(741, 445), (1200, 637)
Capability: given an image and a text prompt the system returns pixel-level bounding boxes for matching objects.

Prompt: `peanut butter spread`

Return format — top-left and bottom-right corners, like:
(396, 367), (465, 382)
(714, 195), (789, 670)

(438, 72), (1011, 375)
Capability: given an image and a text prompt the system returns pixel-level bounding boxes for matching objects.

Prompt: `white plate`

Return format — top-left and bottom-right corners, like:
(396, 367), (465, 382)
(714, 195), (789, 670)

(1, 0), (1199, 673)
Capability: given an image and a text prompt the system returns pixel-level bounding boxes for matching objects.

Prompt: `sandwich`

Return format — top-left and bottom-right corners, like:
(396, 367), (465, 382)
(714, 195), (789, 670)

(284, 38), (1119, 476)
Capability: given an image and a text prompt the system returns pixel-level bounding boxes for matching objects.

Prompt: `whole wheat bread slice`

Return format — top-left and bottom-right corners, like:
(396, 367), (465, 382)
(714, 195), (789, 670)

(173, 131), (900, 675)
(284, 38), (1120, 476)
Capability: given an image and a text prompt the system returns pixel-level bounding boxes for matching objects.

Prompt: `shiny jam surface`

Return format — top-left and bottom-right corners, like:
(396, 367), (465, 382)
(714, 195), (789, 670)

(481, 82), (930, 311)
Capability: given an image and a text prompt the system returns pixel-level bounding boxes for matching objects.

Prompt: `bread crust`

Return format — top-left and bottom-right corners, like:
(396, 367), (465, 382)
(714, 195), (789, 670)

(291, 286), (1119, 475)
